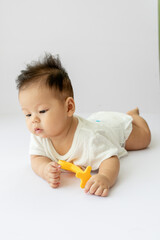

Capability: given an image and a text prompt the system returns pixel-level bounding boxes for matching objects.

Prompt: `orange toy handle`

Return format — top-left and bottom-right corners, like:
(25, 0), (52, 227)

(58, 160), (92, 188)
(58, 160), (83, 173)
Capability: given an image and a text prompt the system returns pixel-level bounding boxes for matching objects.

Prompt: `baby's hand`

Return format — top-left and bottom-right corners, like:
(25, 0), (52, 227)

(44, 162), (61, 188)
(84, 174), (110, 197)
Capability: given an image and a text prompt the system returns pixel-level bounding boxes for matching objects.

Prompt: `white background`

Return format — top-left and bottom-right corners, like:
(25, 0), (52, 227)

(0, 0), (159, 115)
(0, 1), (160, 240)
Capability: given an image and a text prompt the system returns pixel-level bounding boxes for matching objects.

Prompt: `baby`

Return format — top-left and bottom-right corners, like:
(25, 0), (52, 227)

(16, 54), (151, 197)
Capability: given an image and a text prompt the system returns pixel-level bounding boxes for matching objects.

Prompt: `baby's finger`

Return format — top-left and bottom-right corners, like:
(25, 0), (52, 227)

(49, 177), (60, 184)
(48, 165), (61, 173)
(94, 186), (104, 196)
(101, 188), (109, 197)
(48, 172), (60, 179)
(48, 167), (58, 173)
(84, 178), (95, 193)
(50, 161), (61, 168)
(89, 182), (99, 195)
(50, 182), (60, 188)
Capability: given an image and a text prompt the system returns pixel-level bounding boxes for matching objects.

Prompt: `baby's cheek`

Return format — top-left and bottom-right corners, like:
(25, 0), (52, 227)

(26, 122), (32, 133)
(43, 117), (54, 129)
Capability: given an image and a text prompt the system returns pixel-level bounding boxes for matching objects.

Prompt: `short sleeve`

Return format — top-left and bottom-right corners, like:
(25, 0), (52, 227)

(88, 132), (119, 170)
(29, 134), (47, 157)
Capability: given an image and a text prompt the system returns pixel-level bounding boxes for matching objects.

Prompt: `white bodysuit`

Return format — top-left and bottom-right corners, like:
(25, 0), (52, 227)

(29, 112), (133, 170)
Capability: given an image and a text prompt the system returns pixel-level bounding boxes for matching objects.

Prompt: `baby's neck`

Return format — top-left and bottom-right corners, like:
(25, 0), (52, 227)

(50, 116), (78, 156)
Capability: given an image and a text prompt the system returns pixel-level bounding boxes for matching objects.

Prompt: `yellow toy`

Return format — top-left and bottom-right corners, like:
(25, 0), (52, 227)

(58, 160), (92, 188)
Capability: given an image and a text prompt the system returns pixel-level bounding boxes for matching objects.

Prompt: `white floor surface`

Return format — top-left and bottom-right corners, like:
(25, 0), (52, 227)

(0, 113), (160, 240)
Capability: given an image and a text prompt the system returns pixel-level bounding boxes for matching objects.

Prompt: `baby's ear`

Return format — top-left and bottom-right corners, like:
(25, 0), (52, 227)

(65, 97), (75, 116)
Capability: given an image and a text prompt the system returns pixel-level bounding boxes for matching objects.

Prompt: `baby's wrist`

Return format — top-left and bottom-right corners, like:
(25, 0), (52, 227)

(42, 164), (48, 181)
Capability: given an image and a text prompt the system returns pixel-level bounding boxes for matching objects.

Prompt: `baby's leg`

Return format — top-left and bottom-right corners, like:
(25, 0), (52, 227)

(125, 108), (151, 151)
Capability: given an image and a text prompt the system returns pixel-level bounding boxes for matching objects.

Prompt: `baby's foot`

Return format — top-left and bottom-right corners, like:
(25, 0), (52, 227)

(127, 107), (139, 116)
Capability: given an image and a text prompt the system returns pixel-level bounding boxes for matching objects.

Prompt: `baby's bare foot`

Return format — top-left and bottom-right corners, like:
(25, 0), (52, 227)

(127, 107), (139, 116)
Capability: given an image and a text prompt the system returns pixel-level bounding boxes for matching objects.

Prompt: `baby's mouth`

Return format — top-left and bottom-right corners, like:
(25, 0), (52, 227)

(34, 128), (43, 134)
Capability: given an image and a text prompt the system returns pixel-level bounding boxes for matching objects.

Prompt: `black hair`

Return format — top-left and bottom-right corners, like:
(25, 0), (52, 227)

(16, 53), (74, 99)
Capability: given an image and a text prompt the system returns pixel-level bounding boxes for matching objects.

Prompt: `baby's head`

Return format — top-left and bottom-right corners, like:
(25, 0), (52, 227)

(16, 54), (76, 138)
(16, 53), (74, 100)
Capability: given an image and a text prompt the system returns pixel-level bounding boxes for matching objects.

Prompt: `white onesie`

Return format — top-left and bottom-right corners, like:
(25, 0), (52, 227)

(29, 111), (133, 170)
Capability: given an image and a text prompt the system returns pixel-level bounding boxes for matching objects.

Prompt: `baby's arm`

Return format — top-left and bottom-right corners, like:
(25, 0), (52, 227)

(31, 155), (61, 188)
(85, 156), (120, 197)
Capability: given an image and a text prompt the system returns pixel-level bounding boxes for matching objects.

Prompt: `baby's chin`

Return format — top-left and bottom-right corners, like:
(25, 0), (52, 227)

(36, 134), (48, 138)
(30, 130), (48, 138)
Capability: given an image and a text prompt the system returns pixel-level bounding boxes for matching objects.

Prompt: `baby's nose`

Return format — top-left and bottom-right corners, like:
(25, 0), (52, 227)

(32, 115), (40, 123)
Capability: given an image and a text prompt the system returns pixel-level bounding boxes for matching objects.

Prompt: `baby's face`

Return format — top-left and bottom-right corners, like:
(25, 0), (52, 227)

(19, 84), (70, 139)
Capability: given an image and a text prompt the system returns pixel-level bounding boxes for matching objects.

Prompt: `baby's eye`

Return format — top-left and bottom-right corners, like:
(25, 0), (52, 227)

(26, 114), (31, 117)
(39, 109), (48, 114)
